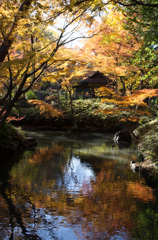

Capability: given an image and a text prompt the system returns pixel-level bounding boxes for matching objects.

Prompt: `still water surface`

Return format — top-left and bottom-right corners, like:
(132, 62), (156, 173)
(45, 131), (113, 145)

(0, 131), (158, 240)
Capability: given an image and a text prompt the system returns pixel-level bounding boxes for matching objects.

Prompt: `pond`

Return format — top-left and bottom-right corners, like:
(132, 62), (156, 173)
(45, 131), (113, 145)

(0, 131), (158, 240)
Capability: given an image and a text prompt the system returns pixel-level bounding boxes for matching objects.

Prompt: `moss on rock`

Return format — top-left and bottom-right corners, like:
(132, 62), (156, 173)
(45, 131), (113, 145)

(0, 124), (27, 154)
(134, 118), (158, 167)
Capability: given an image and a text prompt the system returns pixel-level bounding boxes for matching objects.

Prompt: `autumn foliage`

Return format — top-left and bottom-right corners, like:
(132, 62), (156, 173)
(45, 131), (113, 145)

(98, 89), (158, 123)
(28, 100), (63, 118)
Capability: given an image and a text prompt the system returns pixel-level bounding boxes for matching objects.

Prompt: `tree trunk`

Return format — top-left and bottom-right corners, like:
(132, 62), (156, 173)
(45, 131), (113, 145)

(57, 86), (60, 104)
(0, 101), (14, 129)
(135, 70), (144, 110)
(69, 90), (73, 113)
(0, 72), (28, 129)
(91, 85), (95, 98)
(120, 76), (126, 96)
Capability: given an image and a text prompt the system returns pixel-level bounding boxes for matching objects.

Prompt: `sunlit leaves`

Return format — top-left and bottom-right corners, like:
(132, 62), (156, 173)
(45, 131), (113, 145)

(96, 86), (115, 98)
(99, 89), (158, 123)
(28, 99), (63, 118)
(101, 89), (158, 107)
(0, 0), (95, 126)
(6, 116), (25, 123)
(82, 10), (141, 94)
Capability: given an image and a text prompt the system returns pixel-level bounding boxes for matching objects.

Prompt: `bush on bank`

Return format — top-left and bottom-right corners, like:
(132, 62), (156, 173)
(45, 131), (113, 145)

(0, 124), (27, 154)
(13, 99), (135, 132)
(134, 118), (158, 164)
(1, 99), (158, 167)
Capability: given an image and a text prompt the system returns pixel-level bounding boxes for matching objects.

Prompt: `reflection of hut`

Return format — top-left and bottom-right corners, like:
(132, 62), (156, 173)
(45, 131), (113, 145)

(75, 71), (116, 98)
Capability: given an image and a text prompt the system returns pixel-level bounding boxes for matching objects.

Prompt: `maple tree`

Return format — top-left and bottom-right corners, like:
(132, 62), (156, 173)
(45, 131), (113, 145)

(79, 1), (158, 93)
(0, 0), (157, 131)
(0, 0), (103, 128)
(28, 99), (64, 118)
(40, 48), (86, 110)
(82, 10), (142, 96)
(0, 0), (108, 64)
(97, 89), (158, 129)
(60, 62), (86, 112)
(0, 0), (157, 64)
(0, 0), (33, 63)
(80, 9), (158, 127)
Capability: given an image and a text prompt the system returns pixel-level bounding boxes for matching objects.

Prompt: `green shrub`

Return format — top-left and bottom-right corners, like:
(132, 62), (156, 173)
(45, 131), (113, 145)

(0, 124), (9, 144)
(0, 124), (27, 152)
(134, 119), (158, 162)
(25, 90), (38, 100)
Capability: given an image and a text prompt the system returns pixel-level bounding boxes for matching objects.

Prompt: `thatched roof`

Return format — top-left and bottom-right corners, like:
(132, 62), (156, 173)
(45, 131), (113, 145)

(75, 71), (115, 88)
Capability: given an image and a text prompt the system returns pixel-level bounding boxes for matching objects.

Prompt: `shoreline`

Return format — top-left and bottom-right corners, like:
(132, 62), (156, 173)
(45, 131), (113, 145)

(20, 123), (158, 172)
(1, 117), (158, 174)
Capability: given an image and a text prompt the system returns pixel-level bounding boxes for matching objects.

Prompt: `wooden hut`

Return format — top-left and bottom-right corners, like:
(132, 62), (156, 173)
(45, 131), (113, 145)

(75, 71), (116, 98)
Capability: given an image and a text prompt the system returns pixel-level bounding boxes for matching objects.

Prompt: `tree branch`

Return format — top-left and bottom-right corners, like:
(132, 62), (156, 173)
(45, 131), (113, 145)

(0, 0), (33, 63)
(117, 0), (158, 7)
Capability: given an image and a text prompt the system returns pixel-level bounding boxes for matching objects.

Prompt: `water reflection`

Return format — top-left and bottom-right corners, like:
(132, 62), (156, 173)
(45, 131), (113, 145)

(58, 155), (95, 193)
(0, 131), (157, 240)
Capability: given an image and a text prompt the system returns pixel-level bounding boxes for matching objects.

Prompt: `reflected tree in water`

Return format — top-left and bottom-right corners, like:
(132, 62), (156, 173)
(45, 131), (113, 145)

(0, 139), (157, 239)
(133, 209), (158, 240)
